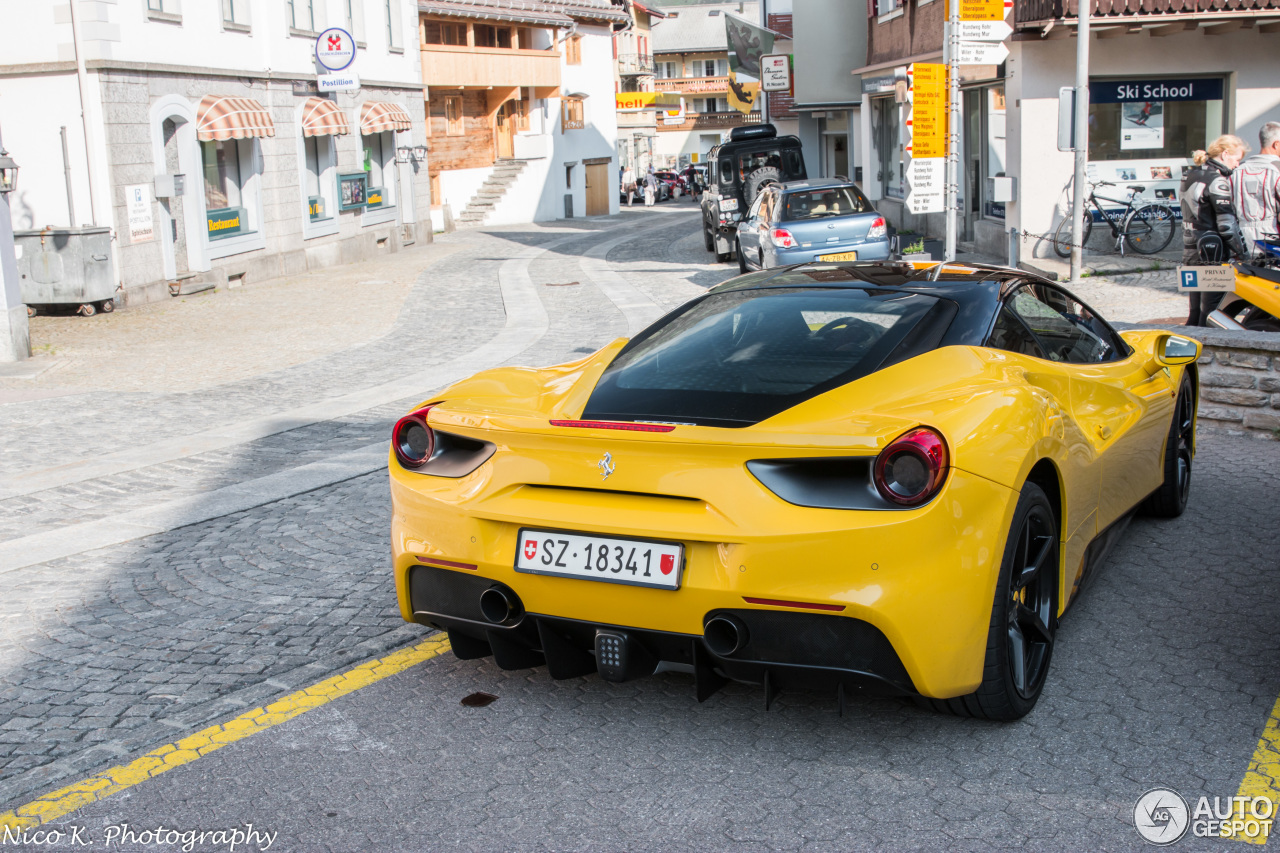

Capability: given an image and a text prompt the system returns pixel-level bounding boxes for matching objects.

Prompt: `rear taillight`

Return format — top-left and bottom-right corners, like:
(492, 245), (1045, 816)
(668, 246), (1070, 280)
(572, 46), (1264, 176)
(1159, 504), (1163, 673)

(392, 406), (436, 469)
(771, 227), (797, 249)
(873, 426), (948, 506)
(868, 216), (887, 240)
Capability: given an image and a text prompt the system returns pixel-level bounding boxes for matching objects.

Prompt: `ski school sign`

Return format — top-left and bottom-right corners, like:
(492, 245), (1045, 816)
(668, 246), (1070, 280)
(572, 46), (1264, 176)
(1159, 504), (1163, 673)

(1090, 78), (1223, 104)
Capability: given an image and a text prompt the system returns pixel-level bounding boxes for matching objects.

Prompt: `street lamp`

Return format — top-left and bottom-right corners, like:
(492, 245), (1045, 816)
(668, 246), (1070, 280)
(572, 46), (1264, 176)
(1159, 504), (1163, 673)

(0, 148), (18, 194)
(412, 144), (427, 161)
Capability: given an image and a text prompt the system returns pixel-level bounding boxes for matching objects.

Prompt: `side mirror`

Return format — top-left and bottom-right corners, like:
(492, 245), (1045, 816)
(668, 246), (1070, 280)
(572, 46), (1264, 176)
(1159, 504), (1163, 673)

(1157, 334), (1200, 366)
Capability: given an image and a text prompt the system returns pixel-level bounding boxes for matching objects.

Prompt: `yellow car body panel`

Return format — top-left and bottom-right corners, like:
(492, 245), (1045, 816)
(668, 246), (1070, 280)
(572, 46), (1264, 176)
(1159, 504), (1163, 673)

(389, 330), (1198, 700)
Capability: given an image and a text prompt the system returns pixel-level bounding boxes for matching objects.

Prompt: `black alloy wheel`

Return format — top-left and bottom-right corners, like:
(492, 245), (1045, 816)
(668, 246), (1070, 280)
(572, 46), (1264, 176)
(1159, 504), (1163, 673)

(737, 240), (749, 273)
(1142, 374), (1195, 517)
(1003, 500), (1057, 702)
(928, 482), (1058, 721)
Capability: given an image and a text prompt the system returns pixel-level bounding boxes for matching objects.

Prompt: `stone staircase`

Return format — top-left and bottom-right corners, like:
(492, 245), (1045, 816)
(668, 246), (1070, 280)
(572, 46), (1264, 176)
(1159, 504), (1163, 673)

(457, 159), (528, 227)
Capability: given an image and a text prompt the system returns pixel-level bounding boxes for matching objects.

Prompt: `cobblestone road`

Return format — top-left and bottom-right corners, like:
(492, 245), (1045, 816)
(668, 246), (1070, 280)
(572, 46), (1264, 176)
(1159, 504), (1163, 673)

(1, 205), (1276, 851)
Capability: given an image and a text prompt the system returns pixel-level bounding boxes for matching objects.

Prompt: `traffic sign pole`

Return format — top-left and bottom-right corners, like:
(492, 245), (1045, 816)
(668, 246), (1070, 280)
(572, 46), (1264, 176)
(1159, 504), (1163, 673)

(1070, 0), (1091, 284)
(944, 0), (960, 262)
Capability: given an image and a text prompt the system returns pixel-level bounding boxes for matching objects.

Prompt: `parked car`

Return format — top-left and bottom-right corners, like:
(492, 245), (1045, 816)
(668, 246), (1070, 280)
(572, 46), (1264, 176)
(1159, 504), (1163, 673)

(735, 180), (890, 272)
(619, 178), (670, 204)
(654, 171), (682, 199)
(701, 123), (807, 262)
(388, 260), (1200, 720)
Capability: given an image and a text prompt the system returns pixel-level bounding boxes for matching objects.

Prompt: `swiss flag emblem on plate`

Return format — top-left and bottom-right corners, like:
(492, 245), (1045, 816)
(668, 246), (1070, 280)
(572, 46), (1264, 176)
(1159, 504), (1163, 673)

(524, 539), (538, 560)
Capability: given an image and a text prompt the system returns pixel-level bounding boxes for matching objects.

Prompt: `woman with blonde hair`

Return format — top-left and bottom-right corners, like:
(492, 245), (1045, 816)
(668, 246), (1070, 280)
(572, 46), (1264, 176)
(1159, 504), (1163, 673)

(1180, 134), (1249, 325)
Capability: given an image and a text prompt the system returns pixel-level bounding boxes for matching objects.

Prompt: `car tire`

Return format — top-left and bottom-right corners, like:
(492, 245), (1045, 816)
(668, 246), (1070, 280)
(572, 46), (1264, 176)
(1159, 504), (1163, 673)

(715, 238), (733, 264)
(1141, 374), (1195, 518)
(928, 482), (1058, 721)
(703, 221), (715, 253)
(737, 240), (749, 273)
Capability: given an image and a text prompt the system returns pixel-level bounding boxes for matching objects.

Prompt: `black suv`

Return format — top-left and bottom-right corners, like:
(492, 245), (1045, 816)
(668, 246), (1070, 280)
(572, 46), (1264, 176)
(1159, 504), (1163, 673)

(701, 123), (807, 263)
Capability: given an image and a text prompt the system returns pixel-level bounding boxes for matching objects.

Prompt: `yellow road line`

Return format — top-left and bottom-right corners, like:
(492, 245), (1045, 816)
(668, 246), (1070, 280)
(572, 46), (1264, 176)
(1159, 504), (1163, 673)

(0, 635), (451, 832)
(1232, 692), (1280, 846)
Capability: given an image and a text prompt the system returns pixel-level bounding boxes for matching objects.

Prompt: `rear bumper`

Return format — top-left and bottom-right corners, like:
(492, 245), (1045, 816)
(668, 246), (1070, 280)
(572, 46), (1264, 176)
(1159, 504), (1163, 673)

(775, 240), (893, 264)
(409, 563), (917, 699)
(390, 457), (1021, 699)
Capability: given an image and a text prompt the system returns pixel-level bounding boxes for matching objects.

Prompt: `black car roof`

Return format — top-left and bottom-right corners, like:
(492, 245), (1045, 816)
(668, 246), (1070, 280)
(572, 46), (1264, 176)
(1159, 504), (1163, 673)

(707, 261), (1051, 348)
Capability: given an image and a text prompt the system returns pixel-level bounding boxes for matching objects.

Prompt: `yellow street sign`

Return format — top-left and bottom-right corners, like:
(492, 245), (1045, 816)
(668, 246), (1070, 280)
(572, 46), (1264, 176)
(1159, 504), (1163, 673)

(909, 63), (948, 159)
(615, 92), (681, 110)
(958, 0), (1011, 21)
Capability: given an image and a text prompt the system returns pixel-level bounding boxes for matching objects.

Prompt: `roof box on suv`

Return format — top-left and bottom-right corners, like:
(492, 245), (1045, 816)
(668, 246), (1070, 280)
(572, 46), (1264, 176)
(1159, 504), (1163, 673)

(729, 123), (778, 141)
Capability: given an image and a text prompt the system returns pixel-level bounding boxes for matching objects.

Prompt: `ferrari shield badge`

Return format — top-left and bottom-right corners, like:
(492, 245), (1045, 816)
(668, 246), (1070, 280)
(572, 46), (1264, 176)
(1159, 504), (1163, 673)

(598, 452), (615, 480)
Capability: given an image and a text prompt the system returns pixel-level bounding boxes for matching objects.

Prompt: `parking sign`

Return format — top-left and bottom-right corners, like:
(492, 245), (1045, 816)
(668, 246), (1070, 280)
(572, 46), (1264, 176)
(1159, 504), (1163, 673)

(1177, 266), (1234, 291)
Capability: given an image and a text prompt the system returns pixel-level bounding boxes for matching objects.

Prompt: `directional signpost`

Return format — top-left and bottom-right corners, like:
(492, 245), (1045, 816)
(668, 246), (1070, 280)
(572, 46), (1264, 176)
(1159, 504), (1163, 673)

(956, 40), (1010, 66)
(906, 63), (947, 217)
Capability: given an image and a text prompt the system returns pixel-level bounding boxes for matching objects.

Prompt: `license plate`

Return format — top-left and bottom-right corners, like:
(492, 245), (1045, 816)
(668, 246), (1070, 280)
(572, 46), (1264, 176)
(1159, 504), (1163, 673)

(819, 251), (858, 261)
(515, 528), (683, 590)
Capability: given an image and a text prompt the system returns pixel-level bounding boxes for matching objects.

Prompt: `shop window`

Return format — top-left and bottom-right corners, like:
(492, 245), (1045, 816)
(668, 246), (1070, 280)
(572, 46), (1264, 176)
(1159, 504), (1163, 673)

(304, 136), (334, 223)
(445, 95), (464, 136)
(202, 139), (255, 240)
(362, 131), (396, 209)
(1087, 78), (1225, 164)
(872, 96), (904, 199)
(565, 35), (582, 65)
(562, 98), (585, 131)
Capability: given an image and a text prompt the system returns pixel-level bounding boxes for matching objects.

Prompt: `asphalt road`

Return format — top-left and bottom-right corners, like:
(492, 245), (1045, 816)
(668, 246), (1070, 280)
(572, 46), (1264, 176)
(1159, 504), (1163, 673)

(1, 204), (1277, 852)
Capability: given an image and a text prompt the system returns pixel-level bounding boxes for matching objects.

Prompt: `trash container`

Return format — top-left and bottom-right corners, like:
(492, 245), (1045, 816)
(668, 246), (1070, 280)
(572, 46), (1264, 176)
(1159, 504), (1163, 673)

(15, 227), (116, 315)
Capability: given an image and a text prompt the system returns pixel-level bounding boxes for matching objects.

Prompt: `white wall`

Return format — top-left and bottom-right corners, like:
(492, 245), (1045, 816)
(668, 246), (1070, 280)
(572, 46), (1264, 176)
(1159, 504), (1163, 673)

(0, 75), (94, 231)
(549, 23), (620, 219)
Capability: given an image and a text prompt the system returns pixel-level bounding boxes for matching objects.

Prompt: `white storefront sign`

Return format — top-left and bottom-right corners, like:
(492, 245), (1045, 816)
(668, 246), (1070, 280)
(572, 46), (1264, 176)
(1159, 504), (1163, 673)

(761, 55), (791, 92)
(126, 184), (154, 244)
(318, 72), (360, 92)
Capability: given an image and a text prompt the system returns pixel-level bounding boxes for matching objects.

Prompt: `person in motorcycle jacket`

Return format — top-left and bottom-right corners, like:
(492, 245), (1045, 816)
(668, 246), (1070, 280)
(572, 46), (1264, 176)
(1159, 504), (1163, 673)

(1181, 135), (1249, 326)
(1229, 122), (1280, 257)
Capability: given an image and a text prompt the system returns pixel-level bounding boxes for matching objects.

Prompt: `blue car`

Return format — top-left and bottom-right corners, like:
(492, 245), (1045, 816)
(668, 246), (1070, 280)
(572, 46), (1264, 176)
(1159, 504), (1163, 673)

(735, 180), (891, 272)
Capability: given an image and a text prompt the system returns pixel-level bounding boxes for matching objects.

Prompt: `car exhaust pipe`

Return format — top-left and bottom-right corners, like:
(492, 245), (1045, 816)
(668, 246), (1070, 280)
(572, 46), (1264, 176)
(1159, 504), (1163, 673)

(479, 587), (522, 626)
(1206, 309), (1245, 330)
(704, 614), (749, 657)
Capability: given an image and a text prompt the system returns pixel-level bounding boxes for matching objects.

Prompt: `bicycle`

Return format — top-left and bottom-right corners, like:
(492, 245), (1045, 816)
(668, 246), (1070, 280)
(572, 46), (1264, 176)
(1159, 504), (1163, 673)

(1052, 180), (1177, 258)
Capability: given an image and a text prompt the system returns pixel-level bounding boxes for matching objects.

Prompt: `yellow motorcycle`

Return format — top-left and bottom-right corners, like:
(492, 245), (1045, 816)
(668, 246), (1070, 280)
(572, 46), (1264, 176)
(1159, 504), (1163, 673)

(1208, 241), (1280, 332)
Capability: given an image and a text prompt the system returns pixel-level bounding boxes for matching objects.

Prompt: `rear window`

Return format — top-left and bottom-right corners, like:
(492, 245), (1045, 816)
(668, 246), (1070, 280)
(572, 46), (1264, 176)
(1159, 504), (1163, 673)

(782, 187), (871, 221)
(735, 148), (805, 183)
(582, 287), (947, 427)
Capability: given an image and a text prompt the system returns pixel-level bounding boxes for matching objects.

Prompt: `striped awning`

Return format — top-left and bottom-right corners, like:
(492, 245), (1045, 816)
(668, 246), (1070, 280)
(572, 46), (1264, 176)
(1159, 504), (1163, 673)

(301, 97), (350, 137)
(196, 95), (276, 142)
(360, 101), (413, 134)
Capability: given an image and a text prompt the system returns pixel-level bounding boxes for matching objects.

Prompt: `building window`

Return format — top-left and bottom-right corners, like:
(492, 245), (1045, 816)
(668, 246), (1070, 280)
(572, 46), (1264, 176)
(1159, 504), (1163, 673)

(288, 0), (316, 32)
(565, 34), (582, 65)
(876, 0), (904, 16)
(702, 60), (715, 77)
(385, 0), (402, 49)
(566, 164), (573, 188)
(345, 0), (364, 41)
(562, 98), (585, 131)
(148, 0), (165, 9)
(362, 131), (395, 209)
(445, 95), (464, 136)
(222, 0), (235, 22)
(202, 139), (254, 239)
(474, 24), (497, 47)
(423, 20), (465, 45)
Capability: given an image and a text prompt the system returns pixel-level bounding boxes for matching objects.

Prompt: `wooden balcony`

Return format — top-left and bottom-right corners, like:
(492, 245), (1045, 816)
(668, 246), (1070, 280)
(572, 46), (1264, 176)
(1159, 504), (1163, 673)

(1015, 0), (1280, 27)
(655, 76), (729, 95)
(422, 44), (561, 89)
(657, 111), (762, 132)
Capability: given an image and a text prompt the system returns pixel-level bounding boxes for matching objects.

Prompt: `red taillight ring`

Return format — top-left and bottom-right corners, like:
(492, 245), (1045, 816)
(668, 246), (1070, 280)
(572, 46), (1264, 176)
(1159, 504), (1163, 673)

(873, 426), (949, 506)
(393, 405), (436, 469)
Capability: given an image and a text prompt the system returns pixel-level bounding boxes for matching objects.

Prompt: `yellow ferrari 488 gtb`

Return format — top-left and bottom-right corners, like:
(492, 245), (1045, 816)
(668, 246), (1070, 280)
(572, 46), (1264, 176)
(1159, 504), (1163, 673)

(389, 262), (1200, 720)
